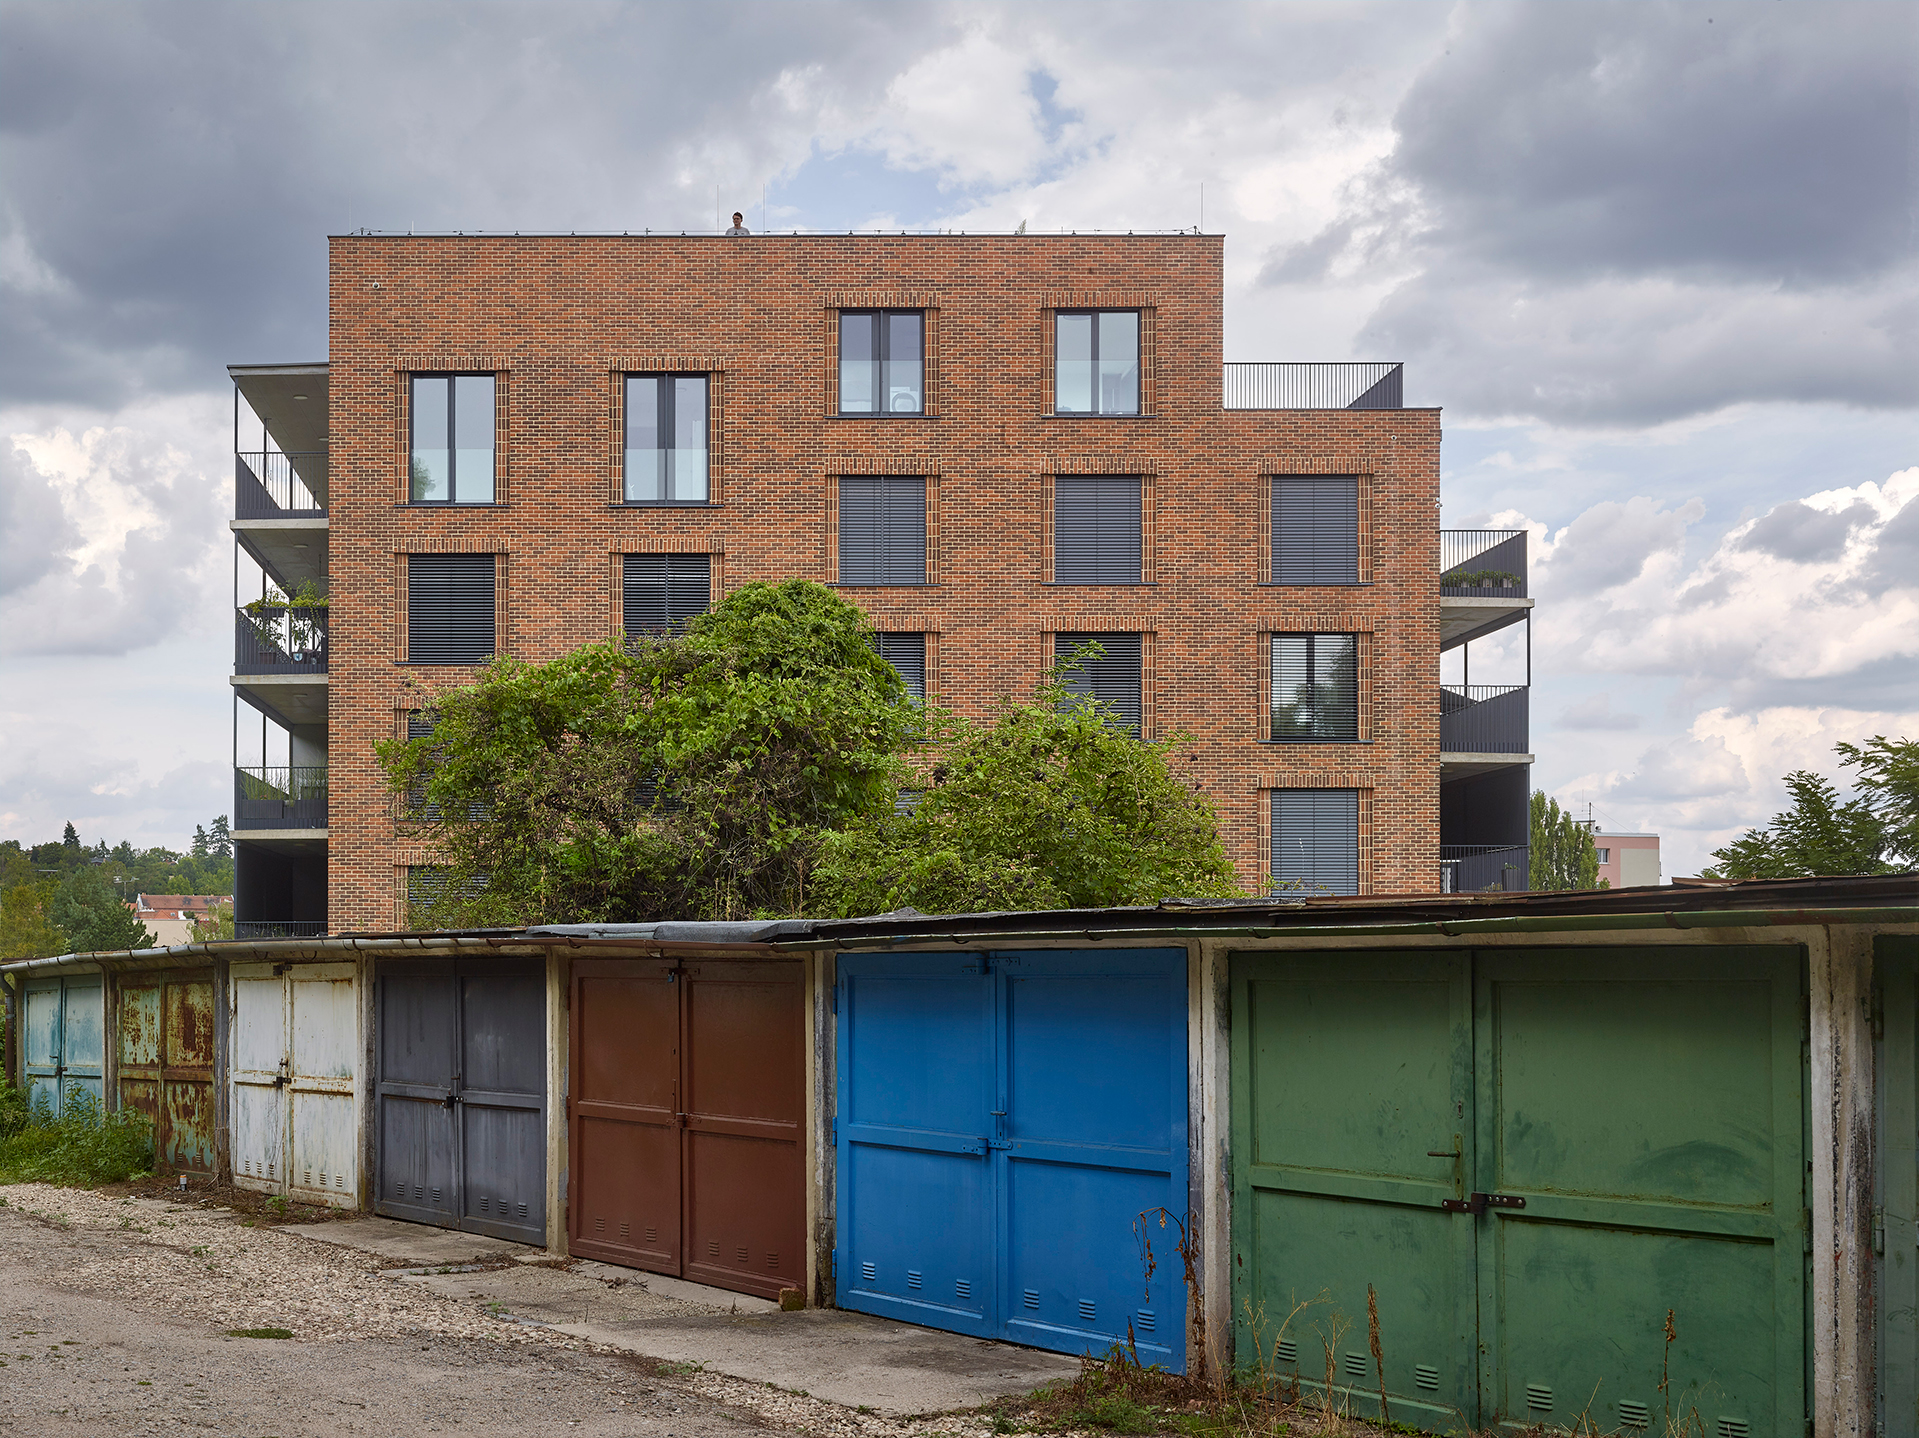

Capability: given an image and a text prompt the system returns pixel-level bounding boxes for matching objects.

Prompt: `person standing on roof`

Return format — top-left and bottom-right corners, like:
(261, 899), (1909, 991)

(725, 211), (750, 236)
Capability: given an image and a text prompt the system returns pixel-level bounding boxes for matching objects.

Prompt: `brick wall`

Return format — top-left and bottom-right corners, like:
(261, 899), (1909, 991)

(325, 234), (1440, 930)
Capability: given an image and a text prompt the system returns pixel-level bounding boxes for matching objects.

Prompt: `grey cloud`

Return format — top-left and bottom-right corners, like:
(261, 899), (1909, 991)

(1539, 497), (1700, 598)
(1554, 694), (1641, 732)
(0, 442), (82, 597)
(1738, 499), (1876, 563)
(1863, 496), (1919, 596)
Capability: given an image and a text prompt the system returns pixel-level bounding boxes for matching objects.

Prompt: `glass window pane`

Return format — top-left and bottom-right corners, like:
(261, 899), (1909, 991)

(671, 376), (708, 502)
(624, 376), (662, 502)
(409, 376), (449, 502)
(1271, 635), (1312, 738)
(1097, 311), (1139, 414)
(884, 312), (922, 413)
(1317, 634), (1359, 739)
(1055, 313), (1094, 413)
(839, 313), (876, 412)
(453, 375), (494, 502)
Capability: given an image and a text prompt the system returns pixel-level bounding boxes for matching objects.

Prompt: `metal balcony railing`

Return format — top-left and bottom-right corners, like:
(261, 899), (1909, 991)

(1440, 684), (1530, 753)
(1440, 530), (1527, 597)
(234, 766), (328, 830)
(235, 607), (328, 673)
(235, 451), (327, 519)
(1441, 844), (1529, 893)
(233, 920), (328, 939)
(1223, 362), (1403, 410)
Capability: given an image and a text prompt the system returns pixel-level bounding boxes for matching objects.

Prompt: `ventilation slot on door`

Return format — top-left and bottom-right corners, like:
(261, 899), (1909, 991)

(907, 1271), (923, 1290)
(595, 1217), (605, 1232)
(956, 1280), (972, 1300)
(644, 1226), (657, 1243)
(1526, 1384), (1553, 1415)
(518, 1203), (528, 1219)
(335, 1174), (345, 1189)
(1136, 1311), (1155, 1333)
(1617, 1401), (1650, 1431)
(304, 1170), (312, 1187)
(708, 1241), (720, 1258)
(1078, 1300), (1096, 1322)
(1274, 1339), (1298, 1364)
(430, 1187), (442, 1203)
(1343, 1352), (1370, 1381)
(766, 1252), (779, 1270)
(860, 1261), (877, 1282)
(1716, 1421), (1750, 1438)
(736, 1246), (750, 1263)
(1023, 1289), (1039, 1310)
(618, 1222), (629, 1239)
(1414, 1364), (1439, 1392)
(479, 1196), (490, 1213)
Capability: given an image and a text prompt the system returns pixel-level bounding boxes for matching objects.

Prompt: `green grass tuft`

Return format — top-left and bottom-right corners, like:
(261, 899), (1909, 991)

(0, 1086), (153, 1186)
(226, 1328), (294, 1340)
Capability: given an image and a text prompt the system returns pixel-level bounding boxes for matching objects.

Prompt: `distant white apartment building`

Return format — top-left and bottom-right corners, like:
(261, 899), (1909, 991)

(1594, 833), (1661, 889)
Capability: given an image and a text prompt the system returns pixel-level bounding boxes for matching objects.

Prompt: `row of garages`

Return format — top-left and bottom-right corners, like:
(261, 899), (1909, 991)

(4, 876), (1914, 1435)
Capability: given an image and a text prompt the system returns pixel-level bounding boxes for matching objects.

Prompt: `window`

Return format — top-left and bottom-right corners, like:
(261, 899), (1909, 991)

(1271, 789), (1360, 896)
(1596, 848), (1611, 864)
(1271, 634), (1359, 741)
(838, 477), (927, 585)
(868, 632), (927, 700)
(404, 712), (441, 818)
(624, 374), (708, 503)
(1054, 632), (1142, 734)
(623, 554), (711, 636)
(1054, 475), (1142, 584)
(1272, 475), (1360, 585)
(407, 554), (496, 664)
(407, 866), (489, 909)
(839, 311), (924, 414)
(1055, 310), (1139, 415)
(410, 375), (495, 503)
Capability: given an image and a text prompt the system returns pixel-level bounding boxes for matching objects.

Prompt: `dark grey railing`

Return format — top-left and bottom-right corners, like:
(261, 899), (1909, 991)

(233, 920), (327, 939)
(1441, 529), (1527, 596)
(1441, 845), (1529, 893)
(234, 766), (328, 829)
(1223, 362), (1403, 410)
(235, 451), (327, 519)
(235, 607), (328, 673)
(1440, 685), (1529, 753)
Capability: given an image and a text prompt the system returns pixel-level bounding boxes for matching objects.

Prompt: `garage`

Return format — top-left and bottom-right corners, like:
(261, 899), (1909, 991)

(1230, 945), (1806, 1435)
(568, 957), (804, 1300)
(374, 958), (546, 1245)
(22, 972), (104, 1118)
(117, 967), (218, 1174)
(834, 948), (1189, 1369)
(230, 961), (359, 1206)
(1880, 935), (1918, 1434)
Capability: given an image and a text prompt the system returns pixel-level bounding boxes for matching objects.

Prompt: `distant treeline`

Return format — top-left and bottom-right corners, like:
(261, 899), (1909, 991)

(0, 819), (236, 960)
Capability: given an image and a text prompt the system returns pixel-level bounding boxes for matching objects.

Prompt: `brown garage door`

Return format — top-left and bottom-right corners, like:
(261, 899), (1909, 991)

(570, 958), (803, 1300)
(118, 968), (218, 1175)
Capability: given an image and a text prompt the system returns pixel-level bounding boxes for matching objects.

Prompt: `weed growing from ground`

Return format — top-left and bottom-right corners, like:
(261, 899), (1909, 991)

(0, 1087), (153, 1185)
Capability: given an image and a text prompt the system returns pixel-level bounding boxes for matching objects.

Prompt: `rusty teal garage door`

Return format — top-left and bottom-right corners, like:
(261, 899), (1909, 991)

(23, 974), (104, 1119)
(1231, 946), (1805, 1435)
(1880, 935), (1919, 1435)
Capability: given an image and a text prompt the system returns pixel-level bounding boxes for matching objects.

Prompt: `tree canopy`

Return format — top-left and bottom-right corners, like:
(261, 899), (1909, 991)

(1705, 735), (1916, 879)
(1529, 791), (1603, 891)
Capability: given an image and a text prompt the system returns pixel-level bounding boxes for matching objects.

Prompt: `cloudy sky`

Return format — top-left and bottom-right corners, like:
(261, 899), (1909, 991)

(0, 0), (1913, 876)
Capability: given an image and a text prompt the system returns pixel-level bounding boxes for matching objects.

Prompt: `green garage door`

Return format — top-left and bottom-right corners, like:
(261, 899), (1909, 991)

(1231, 946), (1805, 1435)
(1880, 935), (1918, 1437)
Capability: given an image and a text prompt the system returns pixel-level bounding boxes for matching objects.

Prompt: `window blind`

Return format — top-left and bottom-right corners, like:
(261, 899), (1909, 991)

(1270, 633), (1359, 741)
(1053, 475), (1143, 584)
(868, 632), (927, 699)
(1271, 789), (1360, 896)
(1272, 475), (1360, 585)
(838, 477), (927, 585)
(407, 554), (496, 664)
(1054, 632), (1143, 734)
(623, 554), (712, 635)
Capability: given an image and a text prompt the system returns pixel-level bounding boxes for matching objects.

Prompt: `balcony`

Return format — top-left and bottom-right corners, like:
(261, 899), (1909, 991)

(233, 920), (328, 939)
(1441, 844), (1529, 893)
(1441, 684), (1528, 752)
(235, 606), (328, 674)
(234, 766), (328, 831)
(235, 451), (327, 519)
(1223, 362), (1403, 410)
(1440, 529), (1531, 651)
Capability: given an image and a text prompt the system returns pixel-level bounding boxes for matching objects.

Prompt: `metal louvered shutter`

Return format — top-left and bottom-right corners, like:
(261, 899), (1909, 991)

(1271, 789), (1359, 896)
(839, 477), (927, 585)
(405, 712), (441, 819)
(1272, 476), (1360, 585)
(407, 554), (496, 664)
(1270, 634), (1359, 740)
(1054, 475), (1143, 584)
(1054, 632), (1143, 734)
(623, 554), (712, 635)
(868, 632), (927, 699)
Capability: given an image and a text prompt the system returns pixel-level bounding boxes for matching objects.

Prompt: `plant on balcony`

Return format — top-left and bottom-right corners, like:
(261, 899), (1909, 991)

(1440, 568), (1521, 589)
(242, 580), (329, 660)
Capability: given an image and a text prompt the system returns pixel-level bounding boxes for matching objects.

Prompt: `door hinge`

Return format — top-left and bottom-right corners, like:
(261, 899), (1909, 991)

(1873, 1206), (1886, 1256)
(1440, 1192), (1525, 1216)
(830, 1117), (838, 1146)
(1804, 1207), (1814, 1253)
(988, 1138), (1013, 1150)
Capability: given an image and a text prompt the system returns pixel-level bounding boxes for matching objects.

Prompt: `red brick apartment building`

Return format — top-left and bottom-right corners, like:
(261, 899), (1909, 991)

(226, 233), (1535, 936)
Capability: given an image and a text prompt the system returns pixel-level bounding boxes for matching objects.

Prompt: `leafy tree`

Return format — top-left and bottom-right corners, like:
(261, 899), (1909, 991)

(1837, 735), (1919, 869)
(1529, 791), (1603, 891)
(812, 661), (1243, 915)
(191, 901), (235, 943)
(0, 884), (68, 960)
(1706, 761), (1895, 880)
(49, 866), (156, 953)
(379, 579), (919, 926)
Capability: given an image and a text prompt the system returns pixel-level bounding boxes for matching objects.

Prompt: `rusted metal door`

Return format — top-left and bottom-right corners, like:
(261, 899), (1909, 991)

(23, 975), (103, 1119)
(570, 958), (803, 1301)
(375, 959), (547, 1245)
(117, 970), (218, 1174)
(228, 961), (360, 1206)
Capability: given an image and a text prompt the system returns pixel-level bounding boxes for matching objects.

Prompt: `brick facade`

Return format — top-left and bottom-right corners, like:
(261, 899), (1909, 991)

(322, 234), (1440, 931)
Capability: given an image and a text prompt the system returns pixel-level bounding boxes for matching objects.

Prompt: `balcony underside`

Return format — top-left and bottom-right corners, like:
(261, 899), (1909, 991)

(1440, 595), (1532, 651)
(1442, 751), (1535, 782)
(233, 833), (326, 858)
(232, 671), (327, 728)
(234, 517), (328, 591)
(230, 364), (329, 497)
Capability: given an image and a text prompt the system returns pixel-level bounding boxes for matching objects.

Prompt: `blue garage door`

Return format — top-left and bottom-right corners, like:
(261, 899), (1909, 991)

(835, 948), (1189, 1369)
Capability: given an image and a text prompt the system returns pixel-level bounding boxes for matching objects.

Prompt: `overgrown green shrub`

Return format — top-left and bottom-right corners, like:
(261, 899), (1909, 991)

(0, 1085), (30, 1140)
(0, 1085), (153, 1185)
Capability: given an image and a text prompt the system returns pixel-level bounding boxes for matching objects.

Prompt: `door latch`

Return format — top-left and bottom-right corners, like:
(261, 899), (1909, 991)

(1441, 1192), (1526, 1216)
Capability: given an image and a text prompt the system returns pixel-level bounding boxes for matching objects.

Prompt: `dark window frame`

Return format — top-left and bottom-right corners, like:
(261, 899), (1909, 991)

(1054, 631), (1144, 736)
(1053, 309), (1142, 416)
(622, 552), (712, 638)
(868, 631), (928, 700)
(622, 372), (711, 506)
(837, 475), (929, 587)
(1270, 632), (1360, 743)
(1270, 788), (1361, 897)
(405, 553), (497, 665)
(1053, 474), (1144, 585)
(408, 373), (497, 505)
(837, 310), (926, 416)
(1270, 475), (1361, 586)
